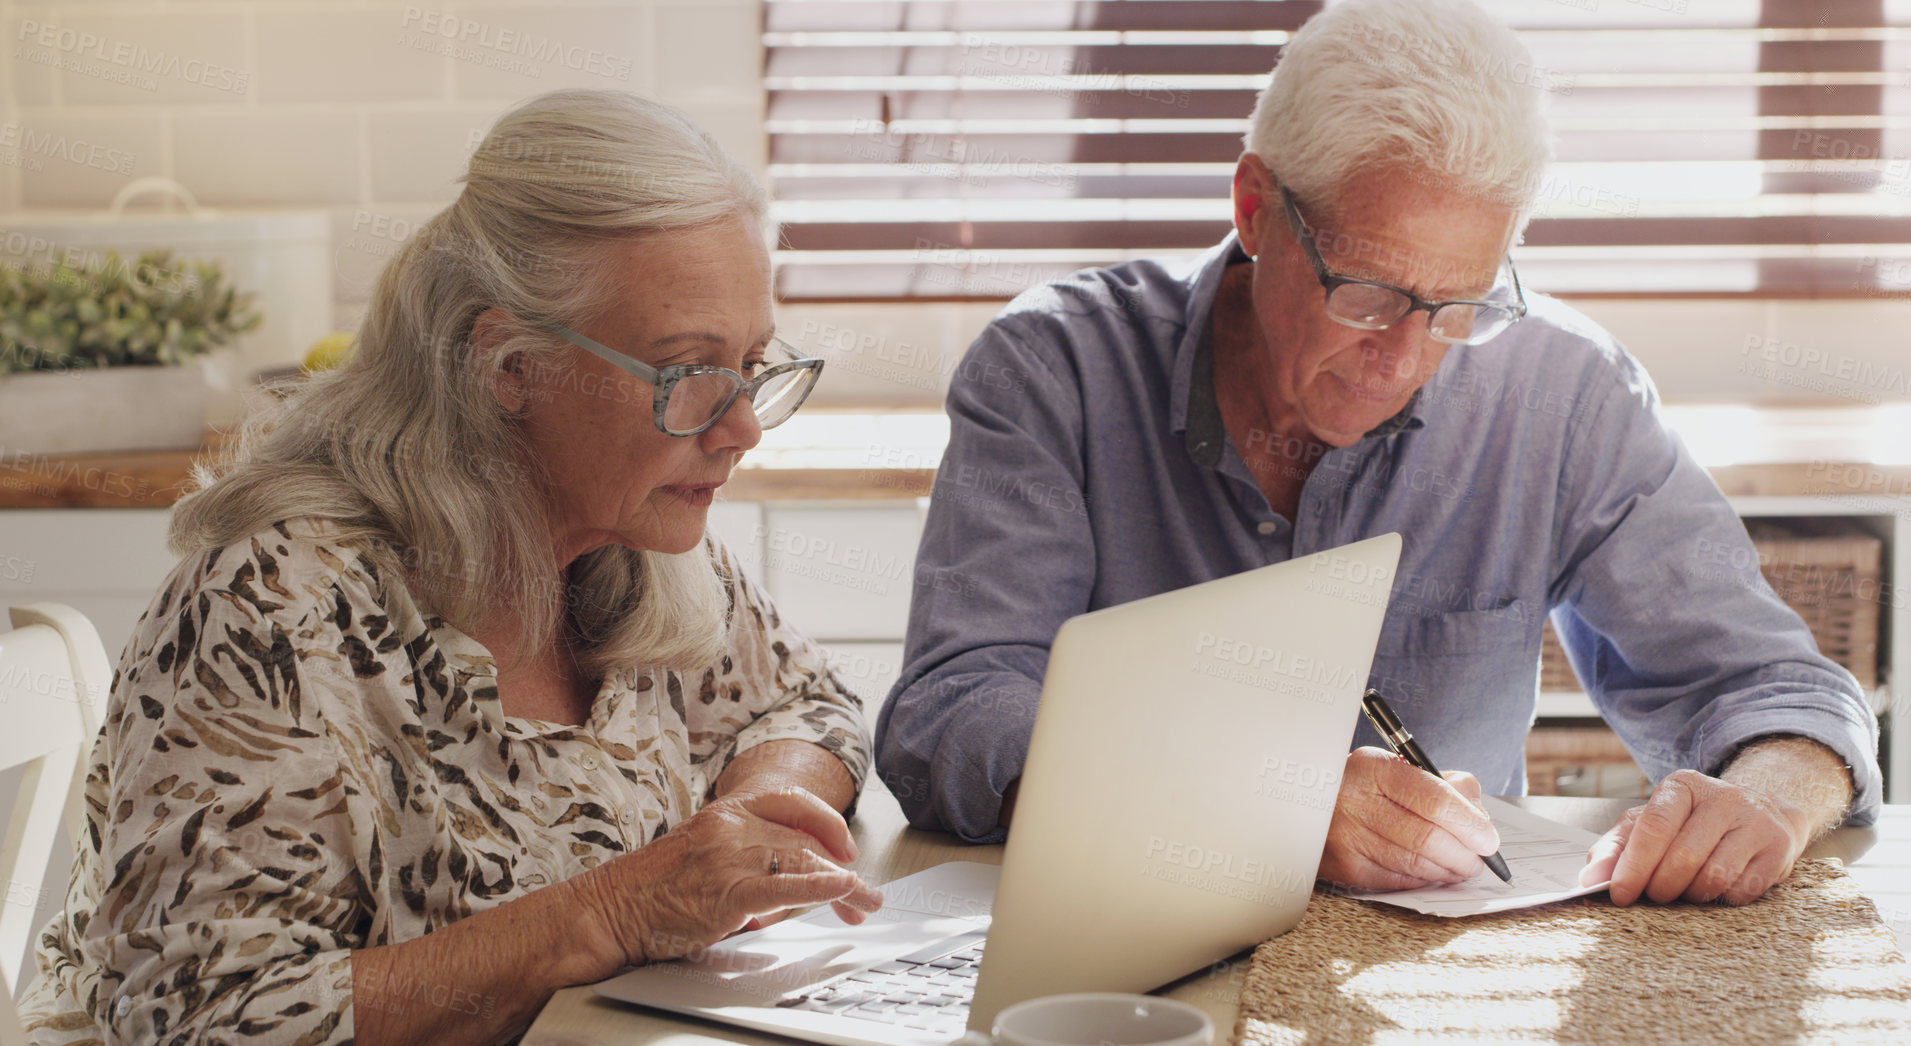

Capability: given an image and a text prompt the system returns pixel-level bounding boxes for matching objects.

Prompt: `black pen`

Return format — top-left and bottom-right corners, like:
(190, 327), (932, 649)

(1360, 688), (1513, 883)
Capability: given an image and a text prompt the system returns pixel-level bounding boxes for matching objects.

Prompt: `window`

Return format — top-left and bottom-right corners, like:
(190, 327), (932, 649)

(764, 0), (1911, 301)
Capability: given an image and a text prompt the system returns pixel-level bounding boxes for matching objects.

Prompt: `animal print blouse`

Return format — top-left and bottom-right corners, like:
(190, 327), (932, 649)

(17, 517), (870, 1044)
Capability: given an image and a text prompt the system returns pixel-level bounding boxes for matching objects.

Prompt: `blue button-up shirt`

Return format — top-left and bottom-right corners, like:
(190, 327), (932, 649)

(875, 233), (1882, 844)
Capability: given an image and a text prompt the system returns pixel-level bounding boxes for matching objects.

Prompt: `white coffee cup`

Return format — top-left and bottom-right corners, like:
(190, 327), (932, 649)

(965, 992), (1215, 1046)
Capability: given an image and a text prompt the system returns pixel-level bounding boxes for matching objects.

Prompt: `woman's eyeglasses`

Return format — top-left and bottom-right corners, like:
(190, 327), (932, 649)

(544, 324), (825, 437)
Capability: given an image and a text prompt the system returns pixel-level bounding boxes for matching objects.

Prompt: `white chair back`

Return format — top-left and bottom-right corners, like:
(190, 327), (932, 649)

(0, 604), (110, 1043)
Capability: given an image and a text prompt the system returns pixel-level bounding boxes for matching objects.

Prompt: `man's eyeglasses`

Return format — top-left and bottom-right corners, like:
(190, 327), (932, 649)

(1278, 186), (1527, 346)
(544, 324), (825, 437)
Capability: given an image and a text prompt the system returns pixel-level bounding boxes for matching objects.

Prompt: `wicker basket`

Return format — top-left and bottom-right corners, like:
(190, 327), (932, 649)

(1539, 527), (1882, 692)
(1529, 524), (1881, 797)
(1526, 725), (1652, 797)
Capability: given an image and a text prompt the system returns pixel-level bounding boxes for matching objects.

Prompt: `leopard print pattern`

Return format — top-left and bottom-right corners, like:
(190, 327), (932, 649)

(16, 517), (870, 1045)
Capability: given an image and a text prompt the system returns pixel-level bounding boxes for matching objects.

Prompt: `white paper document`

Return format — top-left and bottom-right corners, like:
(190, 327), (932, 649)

(1343, 797), (1614, 916)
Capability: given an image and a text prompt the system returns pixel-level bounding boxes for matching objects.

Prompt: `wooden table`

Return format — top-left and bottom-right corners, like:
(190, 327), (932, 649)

(522, 785), (1911, 1045)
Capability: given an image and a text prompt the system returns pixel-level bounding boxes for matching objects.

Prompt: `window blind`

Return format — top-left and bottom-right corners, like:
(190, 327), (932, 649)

(765, 0), (1911, 301)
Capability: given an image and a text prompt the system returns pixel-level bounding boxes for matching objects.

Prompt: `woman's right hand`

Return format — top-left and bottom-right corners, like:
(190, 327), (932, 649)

(570, 785), (884, 976)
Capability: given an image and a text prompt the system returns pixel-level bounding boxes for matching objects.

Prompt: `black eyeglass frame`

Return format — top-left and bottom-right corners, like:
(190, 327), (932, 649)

(543, 323), (825, 437)
(1277, 185), (1528, 346)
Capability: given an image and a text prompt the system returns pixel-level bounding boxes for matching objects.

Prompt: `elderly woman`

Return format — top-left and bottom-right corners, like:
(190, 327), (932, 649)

(19, 89), (882, 1045)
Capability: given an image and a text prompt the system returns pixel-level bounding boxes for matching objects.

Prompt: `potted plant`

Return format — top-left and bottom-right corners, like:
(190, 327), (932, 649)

(0, 248), (260, 455)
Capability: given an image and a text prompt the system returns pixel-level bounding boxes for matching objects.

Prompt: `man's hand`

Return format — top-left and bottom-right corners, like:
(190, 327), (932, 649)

(1580, 737), (1852, 906)
(1317, 746), (1502, 890)
(1579, 769), (1810, 906)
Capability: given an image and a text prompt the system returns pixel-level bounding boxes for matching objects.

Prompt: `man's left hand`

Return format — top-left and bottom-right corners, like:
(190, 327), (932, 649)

(1579, 769), (1811, 906)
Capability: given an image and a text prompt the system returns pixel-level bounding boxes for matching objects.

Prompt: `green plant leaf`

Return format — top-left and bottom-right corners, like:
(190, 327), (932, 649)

(0, 248), (263, 371)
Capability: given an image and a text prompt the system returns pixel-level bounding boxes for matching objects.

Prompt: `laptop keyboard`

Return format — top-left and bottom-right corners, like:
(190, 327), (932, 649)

(777, 929), (986, 1037)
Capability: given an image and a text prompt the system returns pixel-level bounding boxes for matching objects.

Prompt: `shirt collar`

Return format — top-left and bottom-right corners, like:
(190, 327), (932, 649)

(428, 616), (619, 739)
(1172, 233), (1427, 467)
(1169, 232), (1250, 438)
(429, 623), (512, 732)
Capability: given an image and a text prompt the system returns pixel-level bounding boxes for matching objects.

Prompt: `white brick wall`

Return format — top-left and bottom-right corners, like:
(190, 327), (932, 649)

(258, 10), (444, 104)
(0, 0), (767, 335)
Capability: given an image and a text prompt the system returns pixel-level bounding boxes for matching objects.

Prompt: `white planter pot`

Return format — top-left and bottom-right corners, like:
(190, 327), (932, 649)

(0, 182), (331, 430)
(0, 365), (208, 455)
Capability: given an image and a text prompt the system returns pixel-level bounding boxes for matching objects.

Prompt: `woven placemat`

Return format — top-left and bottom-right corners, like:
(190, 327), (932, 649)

(1235, 859), (1911, 1045)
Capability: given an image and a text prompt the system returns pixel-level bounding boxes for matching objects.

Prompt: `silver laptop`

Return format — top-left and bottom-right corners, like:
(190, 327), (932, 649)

(593, 532), (1403, 1045)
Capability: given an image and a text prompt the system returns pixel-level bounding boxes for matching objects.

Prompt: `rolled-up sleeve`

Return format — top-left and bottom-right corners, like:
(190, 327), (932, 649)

(688, 539), (873, 799)
(87, 584), (365, 1044)
(875, 316), (1097, 843)
(1547, 355), (1882, 825)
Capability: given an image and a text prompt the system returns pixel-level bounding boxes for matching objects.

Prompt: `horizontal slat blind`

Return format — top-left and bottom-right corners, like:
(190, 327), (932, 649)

(766, 0), (1911, 300)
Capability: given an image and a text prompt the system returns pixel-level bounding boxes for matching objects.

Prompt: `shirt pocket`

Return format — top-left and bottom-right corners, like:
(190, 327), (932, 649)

(1368, 600), (1538, 706)
(1376, 601), (1531, 658)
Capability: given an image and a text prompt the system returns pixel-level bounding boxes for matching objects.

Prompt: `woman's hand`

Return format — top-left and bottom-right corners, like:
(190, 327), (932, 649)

(571, 785), (884, 974)
(714, 738), (858, 814)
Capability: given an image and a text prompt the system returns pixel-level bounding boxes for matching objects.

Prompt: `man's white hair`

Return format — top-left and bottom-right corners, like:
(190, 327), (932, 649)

(1244, 0), (1554, 224)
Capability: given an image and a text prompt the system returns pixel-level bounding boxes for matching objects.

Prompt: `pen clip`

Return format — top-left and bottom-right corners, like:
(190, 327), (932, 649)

(1360, 688), (1413, 754)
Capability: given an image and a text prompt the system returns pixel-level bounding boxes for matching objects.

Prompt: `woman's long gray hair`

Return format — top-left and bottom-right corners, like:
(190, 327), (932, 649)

(171, 89), (767, 675)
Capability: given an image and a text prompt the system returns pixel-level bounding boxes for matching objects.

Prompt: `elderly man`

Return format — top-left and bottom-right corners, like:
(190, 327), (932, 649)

(876, 0), (1879, 908)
